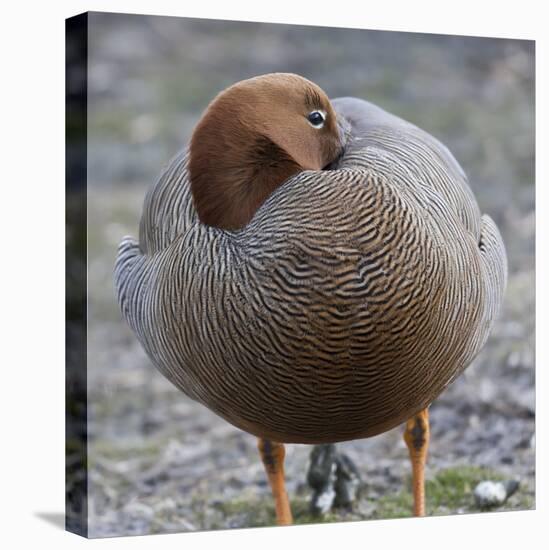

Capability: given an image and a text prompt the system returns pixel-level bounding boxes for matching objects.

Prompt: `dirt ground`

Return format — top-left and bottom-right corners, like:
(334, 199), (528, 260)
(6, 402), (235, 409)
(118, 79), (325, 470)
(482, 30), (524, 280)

(83, 13), (535, 537)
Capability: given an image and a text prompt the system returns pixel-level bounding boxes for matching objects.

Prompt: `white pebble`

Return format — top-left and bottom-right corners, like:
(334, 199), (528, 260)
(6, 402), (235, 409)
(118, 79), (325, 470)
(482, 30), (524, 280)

(474, 481), (507, 507)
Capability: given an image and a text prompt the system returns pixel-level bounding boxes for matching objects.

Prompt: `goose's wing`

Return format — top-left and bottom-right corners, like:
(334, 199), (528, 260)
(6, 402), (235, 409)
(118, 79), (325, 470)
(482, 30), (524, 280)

(333, 97), (482, 241)
(138, 150), (196, 256)
(114, 150), (195, 329)
(332, 97), (507, 360)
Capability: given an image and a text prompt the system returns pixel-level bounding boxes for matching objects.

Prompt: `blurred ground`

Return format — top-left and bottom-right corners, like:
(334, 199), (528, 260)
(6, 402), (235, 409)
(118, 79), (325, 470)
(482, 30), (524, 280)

(85, 12), (535, 537)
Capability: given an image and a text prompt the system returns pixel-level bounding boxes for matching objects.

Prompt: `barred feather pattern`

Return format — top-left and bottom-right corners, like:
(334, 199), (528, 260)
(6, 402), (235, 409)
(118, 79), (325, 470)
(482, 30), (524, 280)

(115, 98), (507, 444)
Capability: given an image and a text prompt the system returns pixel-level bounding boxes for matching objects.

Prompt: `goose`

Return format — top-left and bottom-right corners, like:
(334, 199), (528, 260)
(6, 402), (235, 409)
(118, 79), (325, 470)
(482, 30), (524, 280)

(114, 72), (507, 526)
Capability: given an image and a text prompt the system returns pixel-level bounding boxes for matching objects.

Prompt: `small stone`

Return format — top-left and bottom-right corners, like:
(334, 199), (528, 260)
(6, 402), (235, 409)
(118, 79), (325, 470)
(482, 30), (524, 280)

(156, 497), (177, 514)
(474, 480), (520, 508)
(503, 480), (520, 499)
(123, 500), (155, 521)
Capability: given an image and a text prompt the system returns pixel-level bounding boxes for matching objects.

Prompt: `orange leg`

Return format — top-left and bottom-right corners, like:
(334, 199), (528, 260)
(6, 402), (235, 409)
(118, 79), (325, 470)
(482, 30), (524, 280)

(403, 408), (430, 517)
(257, 439), (293, 526)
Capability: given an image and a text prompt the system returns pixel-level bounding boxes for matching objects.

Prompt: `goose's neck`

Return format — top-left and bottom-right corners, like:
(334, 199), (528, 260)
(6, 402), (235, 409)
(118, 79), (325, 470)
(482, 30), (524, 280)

(190, 134), (302, 231)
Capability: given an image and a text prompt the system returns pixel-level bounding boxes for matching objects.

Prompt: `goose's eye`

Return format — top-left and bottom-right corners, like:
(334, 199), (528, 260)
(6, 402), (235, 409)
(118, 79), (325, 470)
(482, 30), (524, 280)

(307, 110), (326, 128)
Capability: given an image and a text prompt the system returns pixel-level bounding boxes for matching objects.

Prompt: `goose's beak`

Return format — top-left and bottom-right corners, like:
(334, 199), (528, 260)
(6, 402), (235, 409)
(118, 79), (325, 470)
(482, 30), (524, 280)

(337, 113), (351, 149)
(323, 114), (350, 171)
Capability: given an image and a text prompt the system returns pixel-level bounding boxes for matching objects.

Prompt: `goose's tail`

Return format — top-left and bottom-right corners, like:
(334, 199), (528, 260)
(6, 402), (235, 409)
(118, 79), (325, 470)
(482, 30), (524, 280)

(114, 236), (148, 331)
(479, 214), (508, 327)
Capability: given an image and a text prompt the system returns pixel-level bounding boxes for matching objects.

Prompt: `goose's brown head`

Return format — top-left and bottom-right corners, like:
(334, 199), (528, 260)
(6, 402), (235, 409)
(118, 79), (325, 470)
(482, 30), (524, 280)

(189, 73), (345, 230)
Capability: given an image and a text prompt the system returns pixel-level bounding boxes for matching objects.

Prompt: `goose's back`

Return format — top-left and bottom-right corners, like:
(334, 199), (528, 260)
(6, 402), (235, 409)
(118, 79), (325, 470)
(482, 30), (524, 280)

(115, 98), (506, 444)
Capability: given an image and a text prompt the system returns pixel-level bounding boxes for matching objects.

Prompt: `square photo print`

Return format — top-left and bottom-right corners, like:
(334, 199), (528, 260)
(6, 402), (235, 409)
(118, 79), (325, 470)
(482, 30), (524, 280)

(65, 11), (535, 538)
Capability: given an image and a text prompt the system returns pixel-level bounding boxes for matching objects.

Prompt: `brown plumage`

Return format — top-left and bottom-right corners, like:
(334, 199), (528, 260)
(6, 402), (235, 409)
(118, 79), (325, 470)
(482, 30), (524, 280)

(115, 73), (507, 523)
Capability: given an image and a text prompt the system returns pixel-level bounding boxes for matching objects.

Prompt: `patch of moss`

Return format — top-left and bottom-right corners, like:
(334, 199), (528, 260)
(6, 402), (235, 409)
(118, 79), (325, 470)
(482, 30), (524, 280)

(214, 466), (533, 528)
(212, 496), (341, 529)
(373, 465), (532, 520)
(372, 490), (414, 519)
(427, 465), (502, 512)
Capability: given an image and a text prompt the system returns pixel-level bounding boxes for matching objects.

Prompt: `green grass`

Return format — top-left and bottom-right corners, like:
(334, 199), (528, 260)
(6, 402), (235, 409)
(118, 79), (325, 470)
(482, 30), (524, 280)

(373, 466), (531, 520)
(209, 466), (534, 528)
(212, 496), (339, 529)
